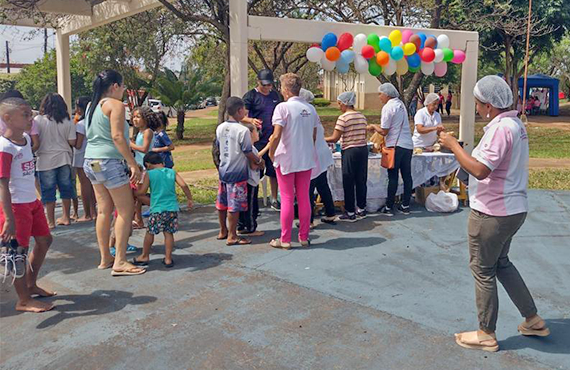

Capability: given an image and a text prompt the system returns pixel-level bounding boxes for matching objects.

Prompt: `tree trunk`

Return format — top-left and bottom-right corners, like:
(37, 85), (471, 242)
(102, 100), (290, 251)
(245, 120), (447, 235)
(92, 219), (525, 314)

(218, 45), (232, 124)
(176, 109), (185, 140)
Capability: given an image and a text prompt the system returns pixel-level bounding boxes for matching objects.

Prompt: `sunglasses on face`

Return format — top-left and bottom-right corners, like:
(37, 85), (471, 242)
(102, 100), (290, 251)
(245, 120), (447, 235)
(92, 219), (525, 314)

(261, 83), (272, 87)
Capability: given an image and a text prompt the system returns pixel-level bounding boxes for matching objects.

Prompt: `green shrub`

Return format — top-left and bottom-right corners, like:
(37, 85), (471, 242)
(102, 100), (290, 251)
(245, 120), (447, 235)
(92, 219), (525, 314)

(0, 75), (18, 94)
(313, 98), (330, 107)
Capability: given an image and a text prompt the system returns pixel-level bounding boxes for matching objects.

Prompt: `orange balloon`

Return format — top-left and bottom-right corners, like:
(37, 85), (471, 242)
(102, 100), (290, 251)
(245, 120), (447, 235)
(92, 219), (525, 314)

(376, 51), (390, 66)
(325, 47), (341, 61)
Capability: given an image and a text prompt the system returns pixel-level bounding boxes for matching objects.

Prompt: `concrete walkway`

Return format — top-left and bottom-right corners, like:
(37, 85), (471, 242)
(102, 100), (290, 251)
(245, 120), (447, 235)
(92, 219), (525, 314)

(1, 190), (569, 370)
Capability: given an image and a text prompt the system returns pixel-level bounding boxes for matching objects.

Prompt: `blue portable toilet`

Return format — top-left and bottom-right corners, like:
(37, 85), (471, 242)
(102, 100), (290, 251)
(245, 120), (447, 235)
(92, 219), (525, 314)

(518, 74), (559, 117)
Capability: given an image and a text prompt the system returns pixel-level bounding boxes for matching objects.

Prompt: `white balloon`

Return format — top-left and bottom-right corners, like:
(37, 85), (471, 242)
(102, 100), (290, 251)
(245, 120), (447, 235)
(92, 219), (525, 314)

(384, 58), (397, 76)
(434, 49), (444, 63)
(306, 47), (324, 63)
(437, 34), (449, 49)
(353, 34), (368, 53)
(354, 55), (369, 74)
(421, 61), (435, 75)
(320, 56), (337, 71)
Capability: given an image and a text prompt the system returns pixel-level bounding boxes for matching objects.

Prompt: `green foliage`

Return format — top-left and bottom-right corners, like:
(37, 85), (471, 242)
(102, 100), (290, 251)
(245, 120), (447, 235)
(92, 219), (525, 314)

(0, 74), (17, 94)
(14, 50), (91, 109)
(313, 98), (331, 107)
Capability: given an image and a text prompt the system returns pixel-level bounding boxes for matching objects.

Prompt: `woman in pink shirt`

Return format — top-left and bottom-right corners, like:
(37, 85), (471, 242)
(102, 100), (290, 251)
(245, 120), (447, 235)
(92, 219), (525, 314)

(268, 73), (318, 249)
(439, 75), (549, 352)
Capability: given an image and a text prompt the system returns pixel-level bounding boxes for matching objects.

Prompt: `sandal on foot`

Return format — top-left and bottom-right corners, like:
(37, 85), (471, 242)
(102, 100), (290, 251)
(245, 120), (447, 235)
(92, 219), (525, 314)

(97, 260), (114, 270)
(226, 238), (251, 246)
(238, 230), (265, 237)
(132, 258), (148, 266)
(300, 239), (311, 248)
(269, 238), (291, 250)
(162, 258), (174, 268)
(454, 331), (499, 352)
(111, 266), (146, 276)
(216, 234), (228, 240)
(518, 316), (550, 337)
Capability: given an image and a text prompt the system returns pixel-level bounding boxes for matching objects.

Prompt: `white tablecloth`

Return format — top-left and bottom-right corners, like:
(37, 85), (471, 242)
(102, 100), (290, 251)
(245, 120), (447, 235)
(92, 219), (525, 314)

(327, 152), (459, 211)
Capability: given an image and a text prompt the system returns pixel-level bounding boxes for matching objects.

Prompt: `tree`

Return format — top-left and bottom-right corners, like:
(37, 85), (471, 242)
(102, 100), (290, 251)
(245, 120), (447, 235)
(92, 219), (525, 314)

(14, 49), (91, 109)
(152, 67), (221, 139)
(529, 32), (570, 97)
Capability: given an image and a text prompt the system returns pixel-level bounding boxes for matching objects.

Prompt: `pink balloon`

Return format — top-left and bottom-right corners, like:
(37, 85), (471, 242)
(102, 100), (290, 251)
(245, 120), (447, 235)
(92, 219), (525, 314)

(434, 62), (447, 77)
(452, 49), (466, 64)
(402, 30), (414, 44)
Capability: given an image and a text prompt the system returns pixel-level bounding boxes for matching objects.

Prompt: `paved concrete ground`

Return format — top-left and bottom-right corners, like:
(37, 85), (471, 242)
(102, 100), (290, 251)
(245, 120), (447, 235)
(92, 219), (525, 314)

(1, 190), (569, 370)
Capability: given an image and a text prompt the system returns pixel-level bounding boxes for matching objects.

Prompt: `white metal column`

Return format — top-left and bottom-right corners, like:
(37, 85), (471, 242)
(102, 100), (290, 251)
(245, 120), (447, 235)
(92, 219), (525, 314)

(229, 0), (249, 97)
(56, 29), (72, 112)
(459, 40), (479, 153)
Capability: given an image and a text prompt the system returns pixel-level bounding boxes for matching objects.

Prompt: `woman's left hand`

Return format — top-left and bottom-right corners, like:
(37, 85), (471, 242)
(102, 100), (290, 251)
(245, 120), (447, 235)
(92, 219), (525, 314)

(438, 131), (459, 150)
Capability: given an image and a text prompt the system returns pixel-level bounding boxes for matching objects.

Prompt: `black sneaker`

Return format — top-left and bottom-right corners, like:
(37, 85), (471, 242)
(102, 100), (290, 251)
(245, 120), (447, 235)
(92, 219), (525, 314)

(271, 200), (281, 211)
(338, 212), (357, 222)
(398, 205), (410, 215)
(356, 209), (367, 219)
(379, 206), (394, 216)
(320, 216), (337, 225)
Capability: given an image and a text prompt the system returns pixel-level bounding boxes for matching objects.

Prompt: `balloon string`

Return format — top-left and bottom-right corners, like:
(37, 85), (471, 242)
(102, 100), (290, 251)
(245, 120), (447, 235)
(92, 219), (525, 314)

(521, 0), (532, 119)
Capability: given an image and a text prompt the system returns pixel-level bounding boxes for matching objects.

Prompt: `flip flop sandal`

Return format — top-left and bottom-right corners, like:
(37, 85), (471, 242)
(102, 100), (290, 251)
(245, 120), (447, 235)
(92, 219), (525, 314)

(454, 331), (499, 352)
(216, 234), (228, 240)
(226, 238), (251, 246)
(132, 258), (149, 266)
(238, 230), (265, 237)
(132, 221), (145, 229)
(518, 316), (550, 336)
(97, 260), (114, 270)
(162, 258), (174, 268)
(111, 267), (146, 276)
(269, 238), (291, 250)
(300, 239), (311, 248)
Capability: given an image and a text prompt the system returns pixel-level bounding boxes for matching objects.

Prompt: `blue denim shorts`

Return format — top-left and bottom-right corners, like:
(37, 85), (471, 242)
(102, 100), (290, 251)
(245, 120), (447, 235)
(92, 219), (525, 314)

(83, 158), (130, 189)
(38, 165), (75, 203)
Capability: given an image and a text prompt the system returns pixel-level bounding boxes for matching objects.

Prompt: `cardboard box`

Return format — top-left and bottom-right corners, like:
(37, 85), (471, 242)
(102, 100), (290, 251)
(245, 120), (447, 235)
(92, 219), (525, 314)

(414, 186), (441, 206)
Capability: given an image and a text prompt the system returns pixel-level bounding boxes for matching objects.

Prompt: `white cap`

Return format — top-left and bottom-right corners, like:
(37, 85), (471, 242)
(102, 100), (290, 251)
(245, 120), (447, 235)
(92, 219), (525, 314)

(473, 75), (513, 109)
(337, 91), (356, 106)
(424, 93), (440, 105)
(378, 83), (399, 98)
(299, 88), (315, 103)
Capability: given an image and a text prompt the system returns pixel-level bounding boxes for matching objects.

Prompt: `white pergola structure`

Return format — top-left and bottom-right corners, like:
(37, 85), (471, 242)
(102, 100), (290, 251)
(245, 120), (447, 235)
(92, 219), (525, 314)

(2, 0), (478, 149)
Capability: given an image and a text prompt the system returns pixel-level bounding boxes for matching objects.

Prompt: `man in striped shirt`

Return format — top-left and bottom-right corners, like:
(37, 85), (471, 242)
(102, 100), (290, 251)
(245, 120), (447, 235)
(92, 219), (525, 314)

(326, 91), (368, 222)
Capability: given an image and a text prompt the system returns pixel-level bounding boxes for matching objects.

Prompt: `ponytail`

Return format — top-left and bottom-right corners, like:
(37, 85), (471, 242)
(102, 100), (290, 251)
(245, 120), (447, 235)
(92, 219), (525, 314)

(87, 69), (123, 128)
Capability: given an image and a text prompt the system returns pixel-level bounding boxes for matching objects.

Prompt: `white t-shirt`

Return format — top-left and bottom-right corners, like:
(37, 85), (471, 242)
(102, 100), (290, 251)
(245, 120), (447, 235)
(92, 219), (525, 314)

(412, 107), (442, 148)
(34, 115), (76, 171)
(215, 120), (252, 183)
(470, 111), (529, 217)
(312, 122), (334, 179)
(73, 120), (87, 168)
(380, 98), (414, 150)
(0, 134), (37, 203)
(248, 146), (261, 187)
(272, 96), (318, 175)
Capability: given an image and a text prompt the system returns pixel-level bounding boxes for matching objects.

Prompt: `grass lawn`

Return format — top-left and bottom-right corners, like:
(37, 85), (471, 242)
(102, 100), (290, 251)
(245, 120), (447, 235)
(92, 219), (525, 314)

(529, 169), (570, 190)
(177, 177), (218, 204)
(172, 148), (215, 172)
(167, 117), (218, 146)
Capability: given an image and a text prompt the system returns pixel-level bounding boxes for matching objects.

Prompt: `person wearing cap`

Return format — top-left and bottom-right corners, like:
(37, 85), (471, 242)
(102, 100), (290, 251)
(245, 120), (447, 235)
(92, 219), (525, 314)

(439, 75), (549, 352)
(242, 69), (283, 211)
(368, 83), (414, 216)
(412, 92), (444, 149)
(299, 88), (336, 227)
(325, 91), (368, 222)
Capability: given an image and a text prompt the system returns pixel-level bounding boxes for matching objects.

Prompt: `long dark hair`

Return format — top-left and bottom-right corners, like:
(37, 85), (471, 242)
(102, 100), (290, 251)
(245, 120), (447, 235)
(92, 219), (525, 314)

(75, 96), (91, 121)
(39, 93), (70, 123)
(87, 69), (123, 127)
(132, 106), (159, 130)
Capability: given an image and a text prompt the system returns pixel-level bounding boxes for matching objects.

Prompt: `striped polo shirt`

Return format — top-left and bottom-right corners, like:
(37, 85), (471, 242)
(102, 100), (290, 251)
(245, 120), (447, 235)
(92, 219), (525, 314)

(335, 111), (368, 150)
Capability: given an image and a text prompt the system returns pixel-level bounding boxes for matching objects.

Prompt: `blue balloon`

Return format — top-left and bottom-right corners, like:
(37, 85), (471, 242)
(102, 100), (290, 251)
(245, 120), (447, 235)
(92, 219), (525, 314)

(336, 61), (350, 74)
(417, 33), (427, 49)
(379, 37), (392, 53)
(340, 50), (355, 64)
(407, 53), (421, 68)
(391, 46), (404, 61)
(321, 33), (338, 51)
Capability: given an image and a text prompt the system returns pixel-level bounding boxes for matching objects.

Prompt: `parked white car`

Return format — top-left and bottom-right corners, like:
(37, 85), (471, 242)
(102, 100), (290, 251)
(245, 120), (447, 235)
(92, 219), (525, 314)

(148, 99), (163, 113)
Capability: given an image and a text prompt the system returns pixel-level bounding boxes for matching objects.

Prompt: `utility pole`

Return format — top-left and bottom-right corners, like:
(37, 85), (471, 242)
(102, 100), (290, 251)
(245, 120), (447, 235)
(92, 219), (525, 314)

(44, 29), (48, 55)
(5, 41), (10, 74)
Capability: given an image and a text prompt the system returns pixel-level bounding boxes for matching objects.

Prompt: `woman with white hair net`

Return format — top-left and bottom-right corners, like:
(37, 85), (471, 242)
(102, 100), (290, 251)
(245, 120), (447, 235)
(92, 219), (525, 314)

(325, 91), (368, 221)
(440, 75), (549, 352)
(368, 83), (414, 216)
(412, 92), (444, 149)
(299, 88), (336, 227)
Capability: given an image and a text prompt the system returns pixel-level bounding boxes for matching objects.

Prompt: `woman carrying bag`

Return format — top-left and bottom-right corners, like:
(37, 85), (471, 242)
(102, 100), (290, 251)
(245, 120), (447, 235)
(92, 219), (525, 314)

(368, 83), (414, 216)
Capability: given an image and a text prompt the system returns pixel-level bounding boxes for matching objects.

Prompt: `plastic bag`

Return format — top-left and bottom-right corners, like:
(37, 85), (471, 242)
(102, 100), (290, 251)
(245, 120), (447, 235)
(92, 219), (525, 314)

(425, 190), (459, 213)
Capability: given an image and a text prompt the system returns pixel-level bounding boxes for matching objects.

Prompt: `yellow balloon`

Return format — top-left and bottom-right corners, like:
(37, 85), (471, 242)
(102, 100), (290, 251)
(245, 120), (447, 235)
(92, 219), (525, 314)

(403, 42), (416, 56)
(396, 58), (408, 75)
(389, 30), (402, 47)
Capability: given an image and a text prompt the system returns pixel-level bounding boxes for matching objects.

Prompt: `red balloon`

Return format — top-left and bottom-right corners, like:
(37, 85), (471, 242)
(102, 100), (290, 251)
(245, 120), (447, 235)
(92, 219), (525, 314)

(409, 34), (421, 51)
(361, 45), (376, 59)
(311, 43), (321, 48)
(420, 47), (435, 63)
(337, 33), (354, 51)
(424, 37), (437, 49)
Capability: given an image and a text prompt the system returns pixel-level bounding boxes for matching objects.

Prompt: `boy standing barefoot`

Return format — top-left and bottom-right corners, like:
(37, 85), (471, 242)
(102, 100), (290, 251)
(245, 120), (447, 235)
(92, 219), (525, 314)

(0, 98), (55, 313)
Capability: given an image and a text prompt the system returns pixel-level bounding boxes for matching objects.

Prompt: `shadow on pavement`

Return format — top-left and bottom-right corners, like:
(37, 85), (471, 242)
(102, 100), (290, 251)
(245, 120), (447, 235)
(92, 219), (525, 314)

(500, 318), (570, 354)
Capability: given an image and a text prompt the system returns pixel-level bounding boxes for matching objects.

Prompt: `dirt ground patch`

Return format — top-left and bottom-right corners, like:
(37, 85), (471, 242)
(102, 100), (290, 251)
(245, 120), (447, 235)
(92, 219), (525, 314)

(528, 158), (570, 169)
(180, 169), (218, 183)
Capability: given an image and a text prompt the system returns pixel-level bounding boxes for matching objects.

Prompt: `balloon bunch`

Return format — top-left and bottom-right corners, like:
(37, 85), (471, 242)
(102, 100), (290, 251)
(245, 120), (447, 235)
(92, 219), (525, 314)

(306, 30), (467, 77)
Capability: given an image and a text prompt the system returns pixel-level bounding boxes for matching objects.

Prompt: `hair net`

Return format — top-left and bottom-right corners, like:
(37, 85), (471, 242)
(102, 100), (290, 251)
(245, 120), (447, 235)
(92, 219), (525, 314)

(378, 83), (400, 98)
(337, 91), (356, 106)
(299, 88), (315, 103)
(473, 75), (513, 109)
(424, 93), (440, 106)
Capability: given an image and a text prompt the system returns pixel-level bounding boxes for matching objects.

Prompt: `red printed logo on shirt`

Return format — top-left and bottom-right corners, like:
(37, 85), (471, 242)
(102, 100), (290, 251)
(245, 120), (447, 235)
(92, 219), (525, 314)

(21, 160), (35, 174)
